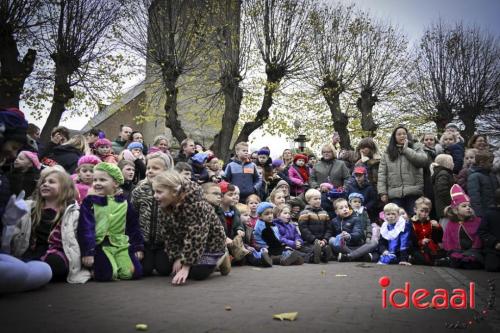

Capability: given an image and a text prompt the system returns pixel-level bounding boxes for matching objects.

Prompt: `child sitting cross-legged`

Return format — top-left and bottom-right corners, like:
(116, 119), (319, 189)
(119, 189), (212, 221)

(327, 198), (374, 262)
(378, 203), (412, 266)
(253, 202), (304, 265)
(410, 197), (446, 266)
(78, 162), (144, 281)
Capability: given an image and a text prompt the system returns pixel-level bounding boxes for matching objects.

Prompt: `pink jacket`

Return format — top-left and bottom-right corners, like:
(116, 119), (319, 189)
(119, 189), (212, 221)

(442, 216), (482, 251)
(288, 166), (308, 195)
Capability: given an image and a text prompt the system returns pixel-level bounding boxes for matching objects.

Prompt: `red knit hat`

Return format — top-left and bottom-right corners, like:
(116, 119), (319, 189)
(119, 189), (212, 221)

(219, 181), (230, 194)
(293, 154), (308, 164)
(450, 184), (470, 208)
(94, 138), (112, 148)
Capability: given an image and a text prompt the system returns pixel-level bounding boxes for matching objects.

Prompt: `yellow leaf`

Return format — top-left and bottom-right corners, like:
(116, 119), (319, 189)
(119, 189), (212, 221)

(273, 312), (298, 321)
(135, 324), (148, 331)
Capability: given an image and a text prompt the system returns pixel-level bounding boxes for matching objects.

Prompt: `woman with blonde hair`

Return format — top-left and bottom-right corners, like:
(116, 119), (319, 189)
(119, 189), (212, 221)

(309, 143), (350, 189)
(47, 134), (89, 174)
(152, 170), (227, 285)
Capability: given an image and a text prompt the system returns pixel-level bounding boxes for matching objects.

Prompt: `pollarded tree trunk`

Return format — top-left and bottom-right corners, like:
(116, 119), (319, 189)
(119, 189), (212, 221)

(163, 74), (187, 144)
(321, 79), (352, 150)
(40, 66), (74, 143)
(211, 75), (243, 162)
(0, 27), (36, 108)
(356, 87), (378, 136)
(458, 106), (479, 143)
(432, 101), (455, 134)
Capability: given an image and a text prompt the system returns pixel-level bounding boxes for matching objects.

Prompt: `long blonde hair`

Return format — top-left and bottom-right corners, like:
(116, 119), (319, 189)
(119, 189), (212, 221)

(31, 166), (77, 229)
(62, 134), (89, 154)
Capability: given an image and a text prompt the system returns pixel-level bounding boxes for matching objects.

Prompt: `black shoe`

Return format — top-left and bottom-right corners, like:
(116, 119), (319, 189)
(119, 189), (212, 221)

(363, 253), (373, 263)
(338, 253), (350, 262)
(313, 241), (321, 264)
(434, 257), (450, 267)
(281, 251), (301, 266)
(260, 251), (273, 267)
(322, 245), (333, 262)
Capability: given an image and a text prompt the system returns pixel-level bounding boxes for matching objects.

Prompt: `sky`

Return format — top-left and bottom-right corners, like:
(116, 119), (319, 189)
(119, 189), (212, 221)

(24, 0), (500, 158)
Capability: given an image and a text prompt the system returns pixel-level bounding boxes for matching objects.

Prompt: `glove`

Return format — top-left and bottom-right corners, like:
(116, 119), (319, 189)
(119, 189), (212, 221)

(2, 191), (28, 226)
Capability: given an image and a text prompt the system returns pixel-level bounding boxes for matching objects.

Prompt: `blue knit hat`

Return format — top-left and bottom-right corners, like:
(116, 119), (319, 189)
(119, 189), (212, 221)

(348, 192), (364, 203)
(257, 148), (270, 156)
(128, 142), (144, 150)
(191, 152), (208, 164)
(272, 159), (284, 169)
(256, 202), (274, 215)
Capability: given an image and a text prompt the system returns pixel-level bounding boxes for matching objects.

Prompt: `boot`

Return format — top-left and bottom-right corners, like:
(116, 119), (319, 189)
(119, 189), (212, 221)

(322, 245), (333, 263)
(313, 240), (321, 264)
(228, 235), (249, 261)
(218, 253), (231, 276)
(281, 250), (301, 266)
(260, 250), (273, 267)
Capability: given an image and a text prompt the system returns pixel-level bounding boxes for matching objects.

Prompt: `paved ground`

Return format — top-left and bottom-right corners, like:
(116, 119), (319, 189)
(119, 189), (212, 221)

(0, 262), (498, 333)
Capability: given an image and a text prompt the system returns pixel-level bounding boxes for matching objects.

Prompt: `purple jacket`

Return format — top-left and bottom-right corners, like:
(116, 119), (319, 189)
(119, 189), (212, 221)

(273, 218), (303, 249)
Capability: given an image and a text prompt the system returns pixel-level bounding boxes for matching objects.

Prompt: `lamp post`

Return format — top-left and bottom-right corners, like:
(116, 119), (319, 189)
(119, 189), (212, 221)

(293, 120), (309, 153)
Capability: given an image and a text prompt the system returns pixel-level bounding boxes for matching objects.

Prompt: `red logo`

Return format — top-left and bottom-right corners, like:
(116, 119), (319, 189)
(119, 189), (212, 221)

(379, 276), (475, 309)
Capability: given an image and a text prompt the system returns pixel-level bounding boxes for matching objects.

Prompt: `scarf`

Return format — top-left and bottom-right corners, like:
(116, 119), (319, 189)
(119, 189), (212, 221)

(380, 216), (406, 240)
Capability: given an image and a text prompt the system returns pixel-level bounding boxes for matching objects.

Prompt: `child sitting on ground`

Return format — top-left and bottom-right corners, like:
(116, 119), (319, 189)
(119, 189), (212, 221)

(298, 189), (333, 263)
(78, 162), (144, 281)
(442, 184), (483, 269)
(348, 193), (370, 230)
(245, 194), (261, 231)
(327, 198), (371, 262)
(73, 155), (101, 204)
(273, 204), (312, 262)
(410, 197), (445, 265)
(254, 202), (303, 266)
(378, 203), (412, 266)
(269, 189), (286, 208)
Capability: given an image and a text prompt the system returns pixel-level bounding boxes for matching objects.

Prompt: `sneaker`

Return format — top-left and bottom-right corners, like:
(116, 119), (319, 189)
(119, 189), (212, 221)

(260, 251), (273, 267)
(313, 241), (321, 264)
(338, 253), (350, 262)
(322, 245), (333, 262)
(219, 254), (231, 276)
(281, 251), (301, 266)
(363, 253), (373, 263)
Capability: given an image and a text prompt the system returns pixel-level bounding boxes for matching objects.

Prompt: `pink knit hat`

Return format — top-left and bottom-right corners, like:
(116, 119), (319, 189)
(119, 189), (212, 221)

(320, 183), (334, 191)
(78, 155), (101, 167)
(450, 184), (470, 208)
(20, 151), (41, 170)
(94, 138), (112, 148)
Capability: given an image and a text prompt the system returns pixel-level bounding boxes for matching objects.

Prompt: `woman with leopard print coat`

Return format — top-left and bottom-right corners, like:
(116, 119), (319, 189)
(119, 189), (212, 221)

(152, 170), (227, 285)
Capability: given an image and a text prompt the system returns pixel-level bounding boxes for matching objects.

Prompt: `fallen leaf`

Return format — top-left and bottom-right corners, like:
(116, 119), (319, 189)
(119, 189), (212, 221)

(135, 324), (148, 331)
(273, 312), (298, 321)
(335, 274), (348, 277)
(225, 305), (232, 311)
(251, 267), (262, 271)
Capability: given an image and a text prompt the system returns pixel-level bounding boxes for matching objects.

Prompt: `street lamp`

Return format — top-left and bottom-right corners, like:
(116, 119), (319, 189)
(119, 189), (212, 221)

(293, 120), (309, 152)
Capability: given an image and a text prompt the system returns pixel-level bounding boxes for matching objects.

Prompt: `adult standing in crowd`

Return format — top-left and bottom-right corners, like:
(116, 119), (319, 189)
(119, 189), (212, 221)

(149, 135), (170, 154)
(85, 128), (101, 154)
(281, 149), (293, 169)
(355, 137), (381, 186)
(47, 135), (88, 174)
(128, 131), (148, 155)
(309, 143), (350, 189)
(468, 134), (489, 152)
(39, 126), (70, 160)
(378, 125), (428, 215)
(152, 170), (227, 285)
(174, 138), (196, 164)
(112, 124), (132, 155)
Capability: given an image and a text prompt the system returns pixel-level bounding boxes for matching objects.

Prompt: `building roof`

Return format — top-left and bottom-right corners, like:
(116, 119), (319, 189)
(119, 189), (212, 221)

(80, 81), (145, 133)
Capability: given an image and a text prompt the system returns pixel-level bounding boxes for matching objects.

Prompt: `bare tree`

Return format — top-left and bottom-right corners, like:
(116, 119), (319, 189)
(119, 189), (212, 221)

(39, 0), (122, 143)
(354, 16), (408, 136)
(0, 0), (42, 108)
(209, 0), (250, 162)
(234, 0), (313, 144)
(452, 24), (499, 140)
(308, 3), (363, 150)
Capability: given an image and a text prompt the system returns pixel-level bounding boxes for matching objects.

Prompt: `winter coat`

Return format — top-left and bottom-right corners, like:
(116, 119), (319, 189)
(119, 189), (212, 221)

(344, 176), (377, 214)
(325, 213), (365, 246)
(442, 216), (482, 252)
(7, 167), (39, 198)
(309, 158), (350, 188)
(467, 167), (498, 217)
(221, 205), (245, 239)
(298, 205), (330, 244)
(191, 162), (209, 184)
(443, 142), (464, 174)
(268, 172), (292, 194)
(131, 181), (167, 247)
(224, 159), (262, 200)
(274, 219), (302, 249)
(173, 151), (192, 164)
(422, 146), (435, 203)
(47, 144), (83, 174)
(133, 158), (146, 183)
(157, 181), (226, 265)
(456, 168), (470, 193)
(478, 207), (500, 251)
(377, 143), (428, 199)
(10, 201), (91, 283)
(111, 137), (127, 155)
(288, 165), (309, 195)
(356, 157), (380, 188)
(261, 222), (286, 256)
(432, 165), (455, 219)
(492, 149), (500, 185)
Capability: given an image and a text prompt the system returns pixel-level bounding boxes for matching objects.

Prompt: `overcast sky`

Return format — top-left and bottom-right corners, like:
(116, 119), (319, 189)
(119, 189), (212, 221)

(25, 0), (500, 156)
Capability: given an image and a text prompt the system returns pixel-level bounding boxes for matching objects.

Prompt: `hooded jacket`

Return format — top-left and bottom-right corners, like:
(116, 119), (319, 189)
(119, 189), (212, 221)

(48, 144), (83, 174)
(467, 167), (498, 217)
(431, 165), (455, 219)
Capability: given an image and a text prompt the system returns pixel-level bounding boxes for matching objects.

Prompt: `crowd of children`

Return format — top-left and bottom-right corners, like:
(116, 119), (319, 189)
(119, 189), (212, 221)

(1, 109), (499, 295)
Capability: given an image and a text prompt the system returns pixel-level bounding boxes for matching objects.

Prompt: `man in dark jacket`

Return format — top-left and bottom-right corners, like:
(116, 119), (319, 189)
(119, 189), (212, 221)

(478, 189), (500, 272)
(174, 138), (196, 164)
(111, 124), (132, 155)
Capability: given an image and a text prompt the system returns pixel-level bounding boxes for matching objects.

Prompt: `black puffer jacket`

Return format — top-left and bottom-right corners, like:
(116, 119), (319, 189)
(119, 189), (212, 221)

(298, 205), (330, 244)
(432, 165), (454, 219)
(48, 144), (83, 174)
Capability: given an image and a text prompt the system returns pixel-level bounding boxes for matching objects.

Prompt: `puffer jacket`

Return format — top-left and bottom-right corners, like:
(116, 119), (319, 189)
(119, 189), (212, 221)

(159, 181), (226, 265)
(131, 181), (168, 247)
(298, 205), (330, 244)
(443, 142), (464, 174)
(274, 218), (302, 249)
(467, 167), (498, 217)
(377, 143), (428, 199)
(432, 165), (454, 219)
(47, 144), (83, 174)
(325, 213), (365, 246)
(10, 201), (91, 283)
(309, 158), (350, 188)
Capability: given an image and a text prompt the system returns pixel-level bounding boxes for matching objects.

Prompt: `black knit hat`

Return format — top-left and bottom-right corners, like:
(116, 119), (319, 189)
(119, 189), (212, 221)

(0, 108), (28, 145)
